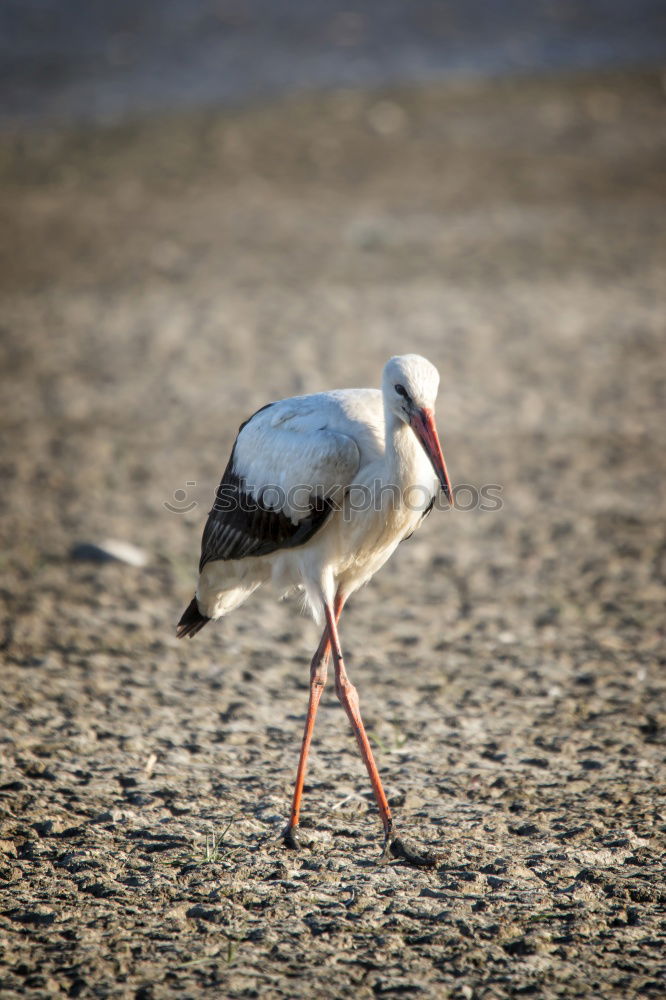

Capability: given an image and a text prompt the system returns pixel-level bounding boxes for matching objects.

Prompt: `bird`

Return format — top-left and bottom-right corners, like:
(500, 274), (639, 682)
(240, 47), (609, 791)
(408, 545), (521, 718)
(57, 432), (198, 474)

(177, 354), (453, 864)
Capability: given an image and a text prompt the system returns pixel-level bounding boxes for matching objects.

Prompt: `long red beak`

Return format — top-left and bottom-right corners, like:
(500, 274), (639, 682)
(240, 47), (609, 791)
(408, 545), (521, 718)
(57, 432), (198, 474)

(410, 407), (453, 505)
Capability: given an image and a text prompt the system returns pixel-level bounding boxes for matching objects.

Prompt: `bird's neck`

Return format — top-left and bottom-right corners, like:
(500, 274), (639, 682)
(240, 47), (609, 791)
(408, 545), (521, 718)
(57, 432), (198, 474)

(384, 407), (423, 488)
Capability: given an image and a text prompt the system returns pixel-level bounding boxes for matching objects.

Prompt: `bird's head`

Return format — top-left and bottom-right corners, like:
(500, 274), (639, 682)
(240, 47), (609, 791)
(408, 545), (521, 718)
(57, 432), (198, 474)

(382, 354), (453, 504)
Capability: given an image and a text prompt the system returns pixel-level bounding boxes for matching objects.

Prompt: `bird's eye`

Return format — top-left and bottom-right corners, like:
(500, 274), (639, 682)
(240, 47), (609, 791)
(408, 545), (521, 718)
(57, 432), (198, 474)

(395, 384), (408, 399)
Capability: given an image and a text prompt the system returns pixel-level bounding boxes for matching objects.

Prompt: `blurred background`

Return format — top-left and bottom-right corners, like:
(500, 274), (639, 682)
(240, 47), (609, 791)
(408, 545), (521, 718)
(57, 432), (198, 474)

(1, 3), (666, 994)
(2, 0), (666, 124)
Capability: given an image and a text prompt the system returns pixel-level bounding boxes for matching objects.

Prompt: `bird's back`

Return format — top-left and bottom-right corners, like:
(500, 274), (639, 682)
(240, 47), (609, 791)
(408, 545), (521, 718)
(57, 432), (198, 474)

(244, 388), (385, 469)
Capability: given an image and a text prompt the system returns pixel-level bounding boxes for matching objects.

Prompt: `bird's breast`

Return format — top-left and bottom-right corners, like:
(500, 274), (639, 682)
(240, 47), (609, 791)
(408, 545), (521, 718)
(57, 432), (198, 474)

(332, 461), (436, 577)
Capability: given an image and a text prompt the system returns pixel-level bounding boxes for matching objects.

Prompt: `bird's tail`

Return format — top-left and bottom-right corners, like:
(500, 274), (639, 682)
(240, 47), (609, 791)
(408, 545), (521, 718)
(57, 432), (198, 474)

(176, 596), (210, 639)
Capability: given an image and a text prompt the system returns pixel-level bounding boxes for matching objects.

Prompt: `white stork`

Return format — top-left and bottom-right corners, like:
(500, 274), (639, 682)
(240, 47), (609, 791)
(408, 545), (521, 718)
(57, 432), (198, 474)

(177, 354), (452, 865)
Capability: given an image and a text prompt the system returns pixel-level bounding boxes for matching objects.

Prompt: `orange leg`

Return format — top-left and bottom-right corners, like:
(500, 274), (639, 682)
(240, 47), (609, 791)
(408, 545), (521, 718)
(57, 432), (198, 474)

(283, 592), (344, 848)
(324, 602), (393, 846)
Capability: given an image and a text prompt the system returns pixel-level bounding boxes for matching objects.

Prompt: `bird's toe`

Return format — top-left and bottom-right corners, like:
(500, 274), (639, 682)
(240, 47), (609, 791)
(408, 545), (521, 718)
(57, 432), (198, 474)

(282, 825), (304, 851)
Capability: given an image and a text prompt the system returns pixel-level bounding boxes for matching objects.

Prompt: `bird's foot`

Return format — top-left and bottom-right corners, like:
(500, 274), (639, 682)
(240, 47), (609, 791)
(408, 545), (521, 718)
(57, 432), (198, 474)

(382, 827), (439, 869)
(282, 824), (304, 850)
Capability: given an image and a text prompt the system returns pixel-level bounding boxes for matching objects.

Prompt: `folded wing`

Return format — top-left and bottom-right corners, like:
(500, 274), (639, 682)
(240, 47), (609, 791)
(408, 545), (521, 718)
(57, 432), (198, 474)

(199, 396), (361, 570)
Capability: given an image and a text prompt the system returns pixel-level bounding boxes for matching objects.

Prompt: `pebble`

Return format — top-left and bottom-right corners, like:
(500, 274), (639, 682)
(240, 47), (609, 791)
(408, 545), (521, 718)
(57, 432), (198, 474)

(70, 540), (148, 567)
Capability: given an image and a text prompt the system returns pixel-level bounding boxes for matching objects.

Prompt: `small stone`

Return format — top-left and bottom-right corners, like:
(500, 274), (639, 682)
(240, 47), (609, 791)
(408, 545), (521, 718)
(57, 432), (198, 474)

(503, 937), (537, 956)
(509, 823), (541, 837)
(6, 908), (56, 926)
(186, 904), (222, 923)
(70, 539), (147, 567)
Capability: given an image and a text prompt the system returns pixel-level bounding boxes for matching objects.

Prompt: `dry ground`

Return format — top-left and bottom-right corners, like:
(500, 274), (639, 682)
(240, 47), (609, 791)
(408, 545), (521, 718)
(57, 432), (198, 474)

(1, 70), (665, 998)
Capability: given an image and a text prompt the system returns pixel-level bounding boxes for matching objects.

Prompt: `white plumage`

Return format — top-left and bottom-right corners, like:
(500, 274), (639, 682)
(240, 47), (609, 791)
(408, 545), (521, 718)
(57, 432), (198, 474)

(177, 354), (452, 864)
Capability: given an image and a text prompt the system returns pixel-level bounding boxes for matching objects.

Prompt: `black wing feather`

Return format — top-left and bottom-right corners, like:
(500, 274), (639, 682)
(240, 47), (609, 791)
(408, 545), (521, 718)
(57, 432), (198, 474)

(199, 406), (334, 571)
